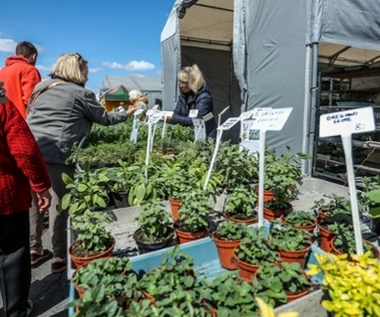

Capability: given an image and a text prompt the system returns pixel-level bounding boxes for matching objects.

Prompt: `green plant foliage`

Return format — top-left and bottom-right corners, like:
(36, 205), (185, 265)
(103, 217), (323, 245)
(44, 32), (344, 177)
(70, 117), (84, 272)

(225, 185), (257, 219)
(215, 222), (249, 241)
(268, 223), (311, 251)
(283, 211), (316, 227)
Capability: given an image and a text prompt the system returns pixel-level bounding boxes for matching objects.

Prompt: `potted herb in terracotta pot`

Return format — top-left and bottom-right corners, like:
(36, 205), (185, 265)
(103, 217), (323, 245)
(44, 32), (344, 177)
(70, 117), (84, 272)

(267, 223), (312, 268)
(314, 195), (351, 222)
(330, 226), (379, 259)
(224, 185), (258, 225)
(211, 222), (249, 270)
(281, 210), (317, 234)
(133, 200), (174, 254)
(263, 200), (293, 221)
(72, 257), (132, 298)
(234, 230), (279, 280)
(69, 210), (115, 268)
(255, 262), (311, 304)
(318, 215), (352, 252)
(162, 166), (195, 221)
(174, 189), (211, 244)
(201, 272), (260, 316)
(138, 246), (201, 302)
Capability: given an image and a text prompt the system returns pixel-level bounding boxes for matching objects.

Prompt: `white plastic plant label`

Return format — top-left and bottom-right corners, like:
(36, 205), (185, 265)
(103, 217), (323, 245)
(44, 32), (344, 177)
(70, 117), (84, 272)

(192, 118), (206, 141)
(146, 111), (162, 125)
(189, 109), (199, 118)
(239, 110), (254, 121)
(252, 108), (293, 131)
(218, 117), (240, 131)
(319, 106), (375, 137)
(203, 112), (214, 122)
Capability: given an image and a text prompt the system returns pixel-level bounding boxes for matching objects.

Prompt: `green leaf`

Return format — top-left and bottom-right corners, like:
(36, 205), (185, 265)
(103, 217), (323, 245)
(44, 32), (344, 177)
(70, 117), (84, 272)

(62, 173), (74, 185)
(97, 196), (107, 208)
(61, 194), (71, 210)
(77, 183), (88, 192)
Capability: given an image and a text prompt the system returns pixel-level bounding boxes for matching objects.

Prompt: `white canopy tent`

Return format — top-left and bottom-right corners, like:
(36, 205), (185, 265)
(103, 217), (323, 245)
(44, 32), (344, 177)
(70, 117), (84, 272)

(161, 0), (380, 172)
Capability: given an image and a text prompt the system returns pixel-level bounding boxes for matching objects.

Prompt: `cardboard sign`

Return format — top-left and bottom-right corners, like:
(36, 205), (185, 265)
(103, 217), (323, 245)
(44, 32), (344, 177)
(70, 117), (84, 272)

(319, 106), (375, 137)
(252, 108), (293, 131)
(189, 109), (199, 118)
(218, 117), (240, 131)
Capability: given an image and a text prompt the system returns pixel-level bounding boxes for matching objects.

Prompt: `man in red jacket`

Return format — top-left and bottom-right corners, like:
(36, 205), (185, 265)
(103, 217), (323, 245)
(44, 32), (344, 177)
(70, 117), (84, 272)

(0, 41), (41, 119)
(0, 81), (51, 317)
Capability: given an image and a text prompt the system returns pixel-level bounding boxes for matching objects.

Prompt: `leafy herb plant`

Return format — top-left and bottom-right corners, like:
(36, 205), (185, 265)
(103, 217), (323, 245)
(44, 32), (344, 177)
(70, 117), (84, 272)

(225, 185), (257, 220)
(268, 224), (311, 251)
(214, 222), (249, 241)
(283, 211), (316, 227)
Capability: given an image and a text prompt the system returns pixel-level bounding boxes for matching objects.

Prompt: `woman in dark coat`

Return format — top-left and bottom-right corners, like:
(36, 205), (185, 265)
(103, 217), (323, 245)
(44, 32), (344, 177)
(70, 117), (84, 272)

(168, 64), (217, 138)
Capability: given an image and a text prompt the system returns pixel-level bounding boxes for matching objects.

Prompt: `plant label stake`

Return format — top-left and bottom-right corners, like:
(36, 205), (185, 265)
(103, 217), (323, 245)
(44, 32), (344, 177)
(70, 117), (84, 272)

(319, 106), (375, 255)
(218, 106), (230, 127)
(145, 110), (162, 177)
(250, 108), (293, 227)
(192, 118), (206, 142)
(130, 108), (145, 144)
(161, 111), (174, 140)
(203, 117), (241, 190)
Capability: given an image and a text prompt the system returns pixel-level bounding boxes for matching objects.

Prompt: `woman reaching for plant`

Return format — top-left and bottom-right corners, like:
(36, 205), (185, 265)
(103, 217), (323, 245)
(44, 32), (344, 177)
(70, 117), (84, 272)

(26, 53), (138, 273)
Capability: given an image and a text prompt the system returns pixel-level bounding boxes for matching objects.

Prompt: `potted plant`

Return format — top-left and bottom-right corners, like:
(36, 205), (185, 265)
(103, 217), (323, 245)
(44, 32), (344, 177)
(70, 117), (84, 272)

(211, 222), (249, 269)
(201, 272), (261, 316)
(108, 161), (139, 209)
(224, 185), (258, 225)
(138, 246), (201, 302)
(268, 223), (312, 268)
(234, 230), (280, 280)
(133, 200), (174, 254)
(313, 195), (351, 222)
(318, 215), (352, 252)
(255, 263), (311, 304)
(161, 164), (195, 220)
(174, 190), (211, 244)
(330, 226), (379, 259)
(264, 200), (293, 221)
(69, 210), (115, 268)
(281, 210), (317, 234)
(72, 256), (132, 298)
(60, 168), (111, 215)
(308, 251), (380, 316)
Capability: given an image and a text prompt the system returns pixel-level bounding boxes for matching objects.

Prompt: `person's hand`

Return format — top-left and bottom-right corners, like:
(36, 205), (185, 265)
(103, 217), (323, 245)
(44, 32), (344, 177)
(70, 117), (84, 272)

(37, 189), (52, 213)
(126, 106), (137, 116)
(166, 116), (172, 122)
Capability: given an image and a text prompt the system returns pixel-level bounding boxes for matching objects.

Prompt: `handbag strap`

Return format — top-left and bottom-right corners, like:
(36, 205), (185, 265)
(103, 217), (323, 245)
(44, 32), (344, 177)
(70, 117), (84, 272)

(27, 81), (66, 114)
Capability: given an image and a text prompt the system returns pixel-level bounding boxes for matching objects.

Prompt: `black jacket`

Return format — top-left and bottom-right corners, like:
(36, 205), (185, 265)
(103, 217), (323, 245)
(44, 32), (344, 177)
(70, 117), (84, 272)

(172, 85), (217, 138)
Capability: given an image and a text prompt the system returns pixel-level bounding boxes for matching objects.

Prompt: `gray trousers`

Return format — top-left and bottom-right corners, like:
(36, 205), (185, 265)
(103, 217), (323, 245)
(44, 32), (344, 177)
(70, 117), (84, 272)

(29, 164), (74, 259)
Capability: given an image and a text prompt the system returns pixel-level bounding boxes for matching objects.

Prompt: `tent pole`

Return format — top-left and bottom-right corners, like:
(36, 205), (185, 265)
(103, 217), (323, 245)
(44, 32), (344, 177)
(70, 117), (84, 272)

(307, 43), (319, 176)
(301, 45), (312, 175)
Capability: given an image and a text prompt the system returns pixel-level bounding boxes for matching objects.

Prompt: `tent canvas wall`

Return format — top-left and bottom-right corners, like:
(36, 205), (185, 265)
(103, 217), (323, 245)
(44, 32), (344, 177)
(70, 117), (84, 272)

(102, 76), (162, 108)
(161, 0), (241, 141)
(161, 0), (380, 173)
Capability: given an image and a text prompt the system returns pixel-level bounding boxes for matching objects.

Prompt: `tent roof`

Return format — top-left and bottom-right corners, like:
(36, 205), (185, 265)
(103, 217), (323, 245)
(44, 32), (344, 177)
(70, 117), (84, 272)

(104, 85), (130, 101)
(102, 76), (161, 92)
(178, 0), (233, 51)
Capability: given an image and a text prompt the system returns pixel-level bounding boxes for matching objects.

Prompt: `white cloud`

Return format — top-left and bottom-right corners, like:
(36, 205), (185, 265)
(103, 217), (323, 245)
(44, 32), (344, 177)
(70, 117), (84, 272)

(89, 67), (101, 73)
(134, 74), (147, 78)
(0, 38), (18, 53)
(103, 60), (155, 71)
(36, 64), (55, 72)
(0, 37), (43, 53)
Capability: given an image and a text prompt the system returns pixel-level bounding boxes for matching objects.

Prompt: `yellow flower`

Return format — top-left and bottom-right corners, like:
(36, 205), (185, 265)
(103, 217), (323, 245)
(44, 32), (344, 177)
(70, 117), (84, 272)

(256, 297), (299, 317)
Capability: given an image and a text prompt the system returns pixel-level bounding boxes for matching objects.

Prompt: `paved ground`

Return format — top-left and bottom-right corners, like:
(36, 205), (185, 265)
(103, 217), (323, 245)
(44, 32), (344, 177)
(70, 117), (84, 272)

(0, 228), (68, 317)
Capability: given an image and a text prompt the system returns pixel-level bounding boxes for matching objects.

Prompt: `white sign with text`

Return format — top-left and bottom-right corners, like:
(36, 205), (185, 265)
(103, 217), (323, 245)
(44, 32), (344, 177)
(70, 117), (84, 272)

(218, 117), (240, 131)
(252, 108), (293, 131)
(319, 107), (375, 137)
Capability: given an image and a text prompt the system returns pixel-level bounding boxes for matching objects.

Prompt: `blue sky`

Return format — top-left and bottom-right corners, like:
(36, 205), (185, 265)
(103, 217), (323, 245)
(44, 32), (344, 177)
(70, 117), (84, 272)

(0, 0), (174, 93)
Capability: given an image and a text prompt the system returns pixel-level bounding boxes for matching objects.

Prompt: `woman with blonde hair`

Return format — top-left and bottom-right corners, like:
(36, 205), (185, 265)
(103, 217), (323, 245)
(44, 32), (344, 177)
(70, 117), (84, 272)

(26, 53), (137, 273)
(167, 64), (216, 137)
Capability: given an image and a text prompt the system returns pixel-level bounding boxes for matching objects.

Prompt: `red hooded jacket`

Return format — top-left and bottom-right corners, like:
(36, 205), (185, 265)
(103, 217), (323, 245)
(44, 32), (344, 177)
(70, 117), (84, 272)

(0, 56), (41, 119)
(0, 98), (51, 216)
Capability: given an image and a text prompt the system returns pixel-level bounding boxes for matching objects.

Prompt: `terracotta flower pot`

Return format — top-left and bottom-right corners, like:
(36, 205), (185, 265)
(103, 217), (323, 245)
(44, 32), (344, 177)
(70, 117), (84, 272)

(278, 245), (312, 268)
(286, 287), (310, 303)
(330, 238), (380, 259)
(281, 216), (317, 234)
(233, 252), (259, 280)
(264, 207), (284, 221)
(175, 228), (208, 244)
(69, 240), (115, 269)
(318, 224), (334, 252)
(73, 282), (86, 299)
(318, 209), (330, 223)
(169, 197), (182, 221)
(256, 189), (275, 202)
(223, 213), (257, 226)
(212, 231), (241, 270)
